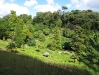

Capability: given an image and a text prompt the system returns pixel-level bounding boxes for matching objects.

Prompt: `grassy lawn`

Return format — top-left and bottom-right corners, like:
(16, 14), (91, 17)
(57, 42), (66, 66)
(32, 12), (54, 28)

(0, 40), (90, 75)
(0, 50), (90, 75)
(0, 40), (8, 49)
(18, 47), (84, 67)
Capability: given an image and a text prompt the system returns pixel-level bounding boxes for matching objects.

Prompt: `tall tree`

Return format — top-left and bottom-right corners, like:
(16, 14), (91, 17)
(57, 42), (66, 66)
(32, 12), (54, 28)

(0, 18), (9, 40)
(8, 10), (25, 47)
(70, 26), (87, 53)
(61, 6), (68, 27)
(8, 10), (18, 31)
(79, 31), (99, 73)
(62, 6), (68, 12)
(14, 18), (24, 47)
(50, 26), (62, 50)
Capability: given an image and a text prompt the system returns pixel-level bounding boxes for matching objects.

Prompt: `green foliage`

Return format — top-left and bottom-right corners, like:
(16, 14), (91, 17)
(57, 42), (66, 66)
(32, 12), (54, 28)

(79, 31), (99, 72)
(1, 9), (99, 74)
(63, 28), (75, 38)
(49, 26), (62, 50)
(70, 26), (87, 52)
(79, 46), (99, 72)
(62, 6), (68, 10)
(0, 18), (9, 40)
(14, 18), (24, 48)
(43, 28), (50, 35)
(33, 31), (39, 38)
(33, 11), (62, 28)
(61, 37), (72, 50)
(8, 10), (26, 48)
(27, 35), (36, 46)
(47, 42), (56, 50)
(18, 14), (32, 24)
(6, 42), (16, 50)
(8, 10), (19, 30)
(39, 33), (45, 42)
(33, 23), (45, 31)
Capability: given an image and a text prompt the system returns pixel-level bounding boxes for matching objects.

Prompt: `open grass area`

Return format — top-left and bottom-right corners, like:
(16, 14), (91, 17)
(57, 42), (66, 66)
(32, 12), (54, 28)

(0, 50), (90, 75)
(18, 47), (84, 67)
(0, 40), (91, 75)
(0, 40), (8, 49)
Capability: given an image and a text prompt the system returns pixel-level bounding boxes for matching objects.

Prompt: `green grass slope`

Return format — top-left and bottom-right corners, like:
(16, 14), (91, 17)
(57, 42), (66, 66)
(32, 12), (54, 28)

(0, 50), (90, 75)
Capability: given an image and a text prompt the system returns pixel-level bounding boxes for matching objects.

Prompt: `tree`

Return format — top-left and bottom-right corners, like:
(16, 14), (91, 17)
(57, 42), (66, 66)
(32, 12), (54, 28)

(70, 26), (87, 53)
(18, 14), (32, 24)
(33, 11), (62, 28)
(8, 10), (25, 47)
(62, 6), (68, 15)
(62, 6), (68, 10)
(61, 6), (68, 27)
(27, 35), (36, 46)
(0, 18), (9, 40)
(52, 11), (62, 27)
(14, 18), (24, 47)
(79, 31), (99, 72)
(8, 10), (18, 30)
(49, 26), (62, 50)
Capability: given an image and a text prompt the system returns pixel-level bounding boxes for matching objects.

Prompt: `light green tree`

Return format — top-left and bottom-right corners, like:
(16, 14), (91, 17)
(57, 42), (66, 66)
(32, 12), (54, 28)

(8, 10), (25, 47)
(8, 10), (18, 30)
(14, 18), (24, 47)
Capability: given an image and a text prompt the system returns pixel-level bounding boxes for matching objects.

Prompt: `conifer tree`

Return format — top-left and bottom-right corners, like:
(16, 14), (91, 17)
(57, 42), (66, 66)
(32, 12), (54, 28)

(51, 26), (62, 50)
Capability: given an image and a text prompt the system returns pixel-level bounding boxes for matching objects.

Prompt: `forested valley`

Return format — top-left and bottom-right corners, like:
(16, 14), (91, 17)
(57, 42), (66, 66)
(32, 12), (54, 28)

(0, 8), (99, 75)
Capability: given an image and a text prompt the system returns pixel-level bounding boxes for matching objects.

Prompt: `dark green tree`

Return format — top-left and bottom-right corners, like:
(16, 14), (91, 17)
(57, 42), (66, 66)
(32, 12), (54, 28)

(79, 31), (99, 72)
(70, 26), (87, 53)
(62, 6), (68, 11)
(18, 14), (32, 24)
(27, 35), (36, 46)
(0, 18), (9, 40)
(61, 6), (68, 27)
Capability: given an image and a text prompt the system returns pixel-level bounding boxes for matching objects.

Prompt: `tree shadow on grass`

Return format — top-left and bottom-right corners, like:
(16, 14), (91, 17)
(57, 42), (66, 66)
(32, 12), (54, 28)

(0, 50), (91, 75)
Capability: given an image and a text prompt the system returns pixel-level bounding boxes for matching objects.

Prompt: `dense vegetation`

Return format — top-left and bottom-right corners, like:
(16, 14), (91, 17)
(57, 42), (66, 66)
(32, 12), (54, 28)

(0, 7), (99, 75)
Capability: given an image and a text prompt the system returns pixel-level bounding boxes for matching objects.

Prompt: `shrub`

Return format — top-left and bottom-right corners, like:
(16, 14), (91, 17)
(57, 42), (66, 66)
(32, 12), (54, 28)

(27, 36), (36, 46)
(39, 33), (45, 42)
(47, 43), (56, 51)
(6, 42), (16, 50)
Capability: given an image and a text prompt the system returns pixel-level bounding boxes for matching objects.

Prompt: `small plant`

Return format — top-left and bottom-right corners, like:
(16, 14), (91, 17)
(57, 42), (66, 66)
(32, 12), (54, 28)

(47, 43), (54, 50)
(6, 42), (16, 50)
(35, 45), (40, 52)
(70, 54), (78, 63)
